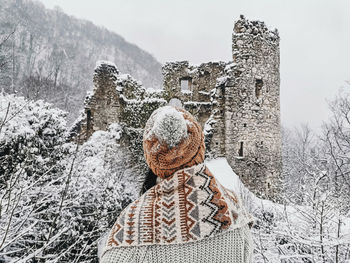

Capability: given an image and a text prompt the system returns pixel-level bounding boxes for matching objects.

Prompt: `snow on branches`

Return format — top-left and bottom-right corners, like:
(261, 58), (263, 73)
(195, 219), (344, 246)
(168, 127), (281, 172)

(0, 93), (139, 262)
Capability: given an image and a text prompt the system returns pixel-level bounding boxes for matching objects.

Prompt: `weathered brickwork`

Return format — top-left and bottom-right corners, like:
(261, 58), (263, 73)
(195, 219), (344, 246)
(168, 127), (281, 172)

(162, 61), (226, 127)
(76, 16), (282, 200)
(75, 61), (166, 141)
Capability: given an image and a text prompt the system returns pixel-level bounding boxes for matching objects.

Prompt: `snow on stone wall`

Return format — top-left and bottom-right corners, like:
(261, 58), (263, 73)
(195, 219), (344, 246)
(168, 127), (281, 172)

(76, 15), (282, 201)
(227, 15), (281, 200)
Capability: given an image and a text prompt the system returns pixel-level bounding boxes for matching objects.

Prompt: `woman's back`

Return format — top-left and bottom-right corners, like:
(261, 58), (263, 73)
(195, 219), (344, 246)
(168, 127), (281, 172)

(100, 106), (254, 263)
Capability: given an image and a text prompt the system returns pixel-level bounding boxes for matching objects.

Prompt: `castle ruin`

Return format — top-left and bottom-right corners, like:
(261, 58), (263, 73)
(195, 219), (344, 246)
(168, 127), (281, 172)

(74, 16), (282, 200)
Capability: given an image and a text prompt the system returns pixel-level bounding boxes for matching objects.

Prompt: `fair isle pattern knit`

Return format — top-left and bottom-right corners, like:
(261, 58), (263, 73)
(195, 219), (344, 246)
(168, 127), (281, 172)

(103, 163), (253, 255)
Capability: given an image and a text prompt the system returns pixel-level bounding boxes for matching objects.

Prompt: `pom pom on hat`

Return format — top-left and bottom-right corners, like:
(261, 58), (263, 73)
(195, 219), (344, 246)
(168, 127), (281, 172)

(148, 106), (188, 148)
(143, 106), (205, 179)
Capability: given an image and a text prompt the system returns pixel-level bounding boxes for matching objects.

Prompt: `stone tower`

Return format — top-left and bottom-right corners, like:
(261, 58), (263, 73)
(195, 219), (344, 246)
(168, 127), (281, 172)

(75, 16), (282, 200)
(224, 16), (282, 199)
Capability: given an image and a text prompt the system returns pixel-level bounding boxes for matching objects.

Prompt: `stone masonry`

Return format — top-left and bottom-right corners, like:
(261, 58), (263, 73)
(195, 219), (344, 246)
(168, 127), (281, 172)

(74, 15), (282, 200)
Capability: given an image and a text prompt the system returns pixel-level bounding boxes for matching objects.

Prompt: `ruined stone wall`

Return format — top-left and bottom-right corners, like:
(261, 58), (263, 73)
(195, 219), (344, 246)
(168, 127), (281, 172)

(203, 77), (227, 159)
(162, 61), (226, 127)
(78, 62), (121, 141)
(224, 16), (282, 199)
(77, 61), (166, 165)
(76, 16), (282, 200)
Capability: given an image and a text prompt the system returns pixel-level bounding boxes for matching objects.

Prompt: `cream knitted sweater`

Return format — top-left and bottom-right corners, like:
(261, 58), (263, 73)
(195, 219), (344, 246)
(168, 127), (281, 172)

(101, 225), (253, 263)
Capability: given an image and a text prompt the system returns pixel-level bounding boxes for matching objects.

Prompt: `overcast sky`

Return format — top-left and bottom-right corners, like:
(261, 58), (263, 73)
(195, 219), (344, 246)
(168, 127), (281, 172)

(38, 0), (350, 131)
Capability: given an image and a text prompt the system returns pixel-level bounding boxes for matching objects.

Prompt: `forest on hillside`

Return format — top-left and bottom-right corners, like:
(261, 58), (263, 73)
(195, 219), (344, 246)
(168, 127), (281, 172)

(0, 0), (162, 123)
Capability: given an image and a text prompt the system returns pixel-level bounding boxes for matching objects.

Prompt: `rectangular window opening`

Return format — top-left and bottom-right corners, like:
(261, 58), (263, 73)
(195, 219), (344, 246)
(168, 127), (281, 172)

(239, 142), (244, 157)
(180, 78), (192, 91)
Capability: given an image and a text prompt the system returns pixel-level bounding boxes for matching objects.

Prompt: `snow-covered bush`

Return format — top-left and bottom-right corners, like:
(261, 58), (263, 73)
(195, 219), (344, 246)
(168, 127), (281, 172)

(0, 93), (139, 262)
(0, 93), (70, 261)
(56, 123), (139, 262)
(0, 93), (68, 184)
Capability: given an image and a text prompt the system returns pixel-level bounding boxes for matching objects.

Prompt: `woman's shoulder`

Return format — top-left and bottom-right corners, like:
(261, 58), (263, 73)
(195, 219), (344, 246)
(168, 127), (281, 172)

(102, 162), (253, 249)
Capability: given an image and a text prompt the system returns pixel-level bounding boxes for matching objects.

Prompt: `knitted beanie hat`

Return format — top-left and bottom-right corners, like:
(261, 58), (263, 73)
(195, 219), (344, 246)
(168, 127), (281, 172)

(143, 106), (205, 179)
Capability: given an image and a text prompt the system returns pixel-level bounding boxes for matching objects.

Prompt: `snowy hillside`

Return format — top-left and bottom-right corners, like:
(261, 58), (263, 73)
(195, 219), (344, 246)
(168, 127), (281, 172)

(0, 0), (162, 123)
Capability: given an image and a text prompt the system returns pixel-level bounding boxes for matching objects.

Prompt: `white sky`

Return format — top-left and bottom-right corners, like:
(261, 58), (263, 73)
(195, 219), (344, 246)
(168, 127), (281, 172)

(37, 0), (350, 131)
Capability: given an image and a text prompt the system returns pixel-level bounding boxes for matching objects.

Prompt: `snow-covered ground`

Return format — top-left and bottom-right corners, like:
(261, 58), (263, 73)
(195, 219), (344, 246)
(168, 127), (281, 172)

(206, 158), (241, 192)
(207, 157), (350, 234)
(206, 157), (268, 211)
(206, 158), (350, 262)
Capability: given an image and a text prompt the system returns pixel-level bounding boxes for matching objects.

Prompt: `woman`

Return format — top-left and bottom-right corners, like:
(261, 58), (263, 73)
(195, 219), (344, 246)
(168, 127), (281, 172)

(100, 106), (254, 263)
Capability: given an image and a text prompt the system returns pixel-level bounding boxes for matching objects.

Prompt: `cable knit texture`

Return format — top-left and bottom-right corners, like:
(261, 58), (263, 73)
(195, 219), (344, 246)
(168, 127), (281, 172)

(143, 106), (205, 179)
(101, 225), (253, 263)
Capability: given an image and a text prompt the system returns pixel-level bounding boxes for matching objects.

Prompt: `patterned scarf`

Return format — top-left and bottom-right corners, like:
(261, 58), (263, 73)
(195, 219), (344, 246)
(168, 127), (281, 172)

(103, 163), (253, 255)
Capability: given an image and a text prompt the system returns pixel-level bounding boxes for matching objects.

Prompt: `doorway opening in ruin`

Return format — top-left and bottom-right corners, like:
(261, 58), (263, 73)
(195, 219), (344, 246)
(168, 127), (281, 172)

(239, 142), (244, 157)
(86, 109), (92, 131)
(180, 77), (192, 92)
(255, 79), (264, 99)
